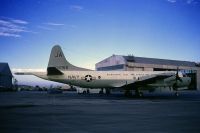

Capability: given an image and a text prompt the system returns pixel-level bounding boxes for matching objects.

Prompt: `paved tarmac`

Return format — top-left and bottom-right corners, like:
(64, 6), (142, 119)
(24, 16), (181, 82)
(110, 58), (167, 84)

(0, 91), (200, 133)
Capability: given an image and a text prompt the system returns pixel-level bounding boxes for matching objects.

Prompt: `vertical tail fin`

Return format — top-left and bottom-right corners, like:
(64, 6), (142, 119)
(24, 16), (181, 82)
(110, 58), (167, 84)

(47, 45), (90, 74)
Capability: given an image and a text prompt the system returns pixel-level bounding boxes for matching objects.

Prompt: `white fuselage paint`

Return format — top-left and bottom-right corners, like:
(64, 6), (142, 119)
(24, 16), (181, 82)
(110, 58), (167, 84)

(36, 71), (177, 88)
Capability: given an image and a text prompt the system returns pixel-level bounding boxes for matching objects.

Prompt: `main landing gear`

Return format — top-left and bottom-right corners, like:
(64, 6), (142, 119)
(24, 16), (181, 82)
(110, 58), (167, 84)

(124, 89), (143, 97)
(135, 89), (143, 97)
(83, 89), (90, 94)
(175, 91), (179, 97)
(99, 88), (111, 95)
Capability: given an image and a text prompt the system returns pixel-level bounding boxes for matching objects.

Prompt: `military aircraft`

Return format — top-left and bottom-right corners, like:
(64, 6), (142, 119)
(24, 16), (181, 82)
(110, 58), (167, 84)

(16, 45), (191, 97)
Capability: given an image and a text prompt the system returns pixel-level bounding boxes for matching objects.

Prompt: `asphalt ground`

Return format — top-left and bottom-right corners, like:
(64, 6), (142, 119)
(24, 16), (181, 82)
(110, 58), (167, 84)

(0, 91), (200, 133)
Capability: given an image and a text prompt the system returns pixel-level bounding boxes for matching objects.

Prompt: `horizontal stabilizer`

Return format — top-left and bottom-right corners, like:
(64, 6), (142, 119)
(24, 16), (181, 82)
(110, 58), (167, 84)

(14, 72), (34, 75)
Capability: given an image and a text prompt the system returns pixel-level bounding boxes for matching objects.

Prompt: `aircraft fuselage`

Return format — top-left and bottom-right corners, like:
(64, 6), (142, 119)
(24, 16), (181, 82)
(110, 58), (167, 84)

(42, 71), (176, 88)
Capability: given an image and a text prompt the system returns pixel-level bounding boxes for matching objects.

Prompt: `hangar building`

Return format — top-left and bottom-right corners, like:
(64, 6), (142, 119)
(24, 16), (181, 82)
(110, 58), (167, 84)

(0, 63), (13, 91)
(95, 55), (200, 90)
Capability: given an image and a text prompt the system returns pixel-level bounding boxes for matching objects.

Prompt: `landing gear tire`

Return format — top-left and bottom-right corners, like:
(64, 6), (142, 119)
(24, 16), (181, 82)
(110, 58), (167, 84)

(125, 90), (132, 97)
(135, 89), (143, 98)
(83, 90), (87, 94)
(175, 92), (179, 97)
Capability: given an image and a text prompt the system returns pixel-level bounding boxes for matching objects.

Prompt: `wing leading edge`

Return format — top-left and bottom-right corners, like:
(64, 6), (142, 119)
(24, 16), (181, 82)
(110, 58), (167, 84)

(122, 73), (175, 89)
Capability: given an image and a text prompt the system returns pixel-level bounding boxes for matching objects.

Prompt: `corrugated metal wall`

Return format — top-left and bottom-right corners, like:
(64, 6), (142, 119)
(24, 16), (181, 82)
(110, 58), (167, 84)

(0, 75), (12, 88)
(0, 63), (13, 90)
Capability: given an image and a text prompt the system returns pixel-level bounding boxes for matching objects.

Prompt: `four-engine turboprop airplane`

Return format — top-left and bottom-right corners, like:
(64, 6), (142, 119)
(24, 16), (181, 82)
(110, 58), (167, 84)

(16, 45), (191, 96)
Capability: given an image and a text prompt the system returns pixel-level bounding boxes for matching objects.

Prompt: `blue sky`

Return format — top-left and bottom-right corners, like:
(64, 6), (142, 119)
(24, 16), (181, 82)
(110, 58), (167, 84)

(0, 0), (200, 71)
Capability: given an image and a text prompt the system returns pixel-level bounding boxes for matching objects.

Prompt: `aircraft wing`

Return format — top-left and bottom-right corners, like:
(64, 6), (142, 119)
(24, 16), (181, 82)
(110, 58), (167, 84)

(123, 73), (175, 89)
(14, 72), (48, 80)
